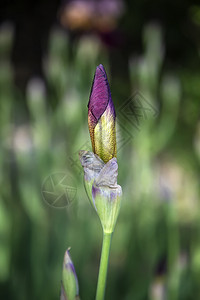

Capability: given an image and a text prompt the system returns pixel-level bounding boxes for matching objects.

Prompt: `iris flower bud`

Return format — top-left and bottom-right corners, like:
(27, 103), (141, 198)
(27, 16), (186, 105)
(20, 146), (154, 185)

(60, 249), (79, 300)
(80, 64), (122, 233)
(88, 64), (116, 163)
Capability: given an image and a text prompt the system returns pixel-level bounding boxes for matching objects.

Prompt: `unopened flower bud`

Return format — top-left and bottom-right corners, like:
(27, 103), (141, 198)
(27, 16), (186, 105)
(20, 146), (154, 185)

(79, 64), (122, 234)
(88, 64), (116, 163)
(61, 248), (79, 300)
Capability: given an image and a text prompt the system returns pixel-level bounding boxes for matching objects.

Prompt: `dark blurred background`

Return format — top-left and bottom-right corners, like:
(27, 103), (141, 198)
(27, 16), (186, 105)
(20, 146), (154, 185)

(0, 0), (200, 299)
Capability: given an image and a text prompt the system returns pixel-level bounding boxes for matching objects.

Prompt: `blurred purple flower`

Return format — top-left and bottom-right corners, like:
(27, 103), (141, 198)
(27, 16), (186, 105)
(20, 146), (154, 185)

(60, 0), (125, 31)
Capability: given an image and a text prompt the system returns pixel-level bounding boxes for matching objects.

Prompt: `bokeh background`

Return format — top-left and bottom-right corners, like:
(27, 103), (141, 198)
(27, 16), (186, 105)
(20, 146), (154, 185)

(0, 0), (200, 299)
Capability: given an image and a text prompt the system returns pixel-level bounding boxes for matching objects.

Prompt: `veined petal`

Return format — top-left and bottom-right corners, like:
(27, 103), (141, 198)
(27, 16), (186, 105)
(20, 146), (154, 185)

(88, 64), (112, 122)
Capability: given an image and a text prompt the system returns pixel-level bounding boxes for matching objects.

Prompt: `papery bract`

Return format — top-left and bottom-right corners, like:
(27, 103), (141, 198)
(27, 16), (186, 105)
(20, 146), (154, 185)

(79, 151), (122, 233)
(92, 158), (122, 233)
(79, 150), (105, 209)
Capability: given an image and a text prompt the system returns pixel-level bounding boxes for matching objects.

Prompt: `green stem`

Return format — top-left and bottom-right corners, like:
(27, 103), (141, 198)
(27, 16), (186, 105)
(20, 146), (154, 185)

(95, 232), (112, 300)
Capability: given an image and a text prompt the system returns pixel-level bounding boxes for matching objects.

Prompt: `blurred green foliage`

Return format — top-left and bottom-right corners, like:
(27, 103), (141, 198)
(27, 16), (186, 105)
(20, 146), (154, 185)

(0, 19), (200, 300)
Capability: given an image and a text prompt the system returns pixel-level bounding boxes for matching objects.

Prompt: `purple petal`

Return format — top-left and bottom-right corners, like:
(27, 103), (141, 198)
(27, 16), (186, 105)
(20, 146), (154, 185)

(88, 64), (115, 122)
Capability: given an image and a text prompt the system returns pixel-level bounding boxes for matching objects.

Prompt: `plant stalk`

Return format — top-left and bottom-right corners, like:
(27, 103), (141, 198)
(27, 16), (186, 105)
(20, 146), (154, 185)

(95, 232), (112, 300)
